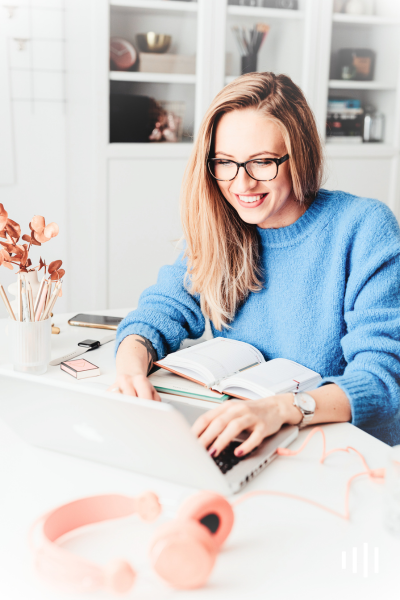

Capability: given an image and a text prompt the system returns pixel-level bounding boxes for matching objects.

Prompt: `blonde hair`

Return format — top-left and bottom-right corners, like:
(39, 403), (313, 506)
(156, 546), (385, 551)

(181, 72), (323, 330)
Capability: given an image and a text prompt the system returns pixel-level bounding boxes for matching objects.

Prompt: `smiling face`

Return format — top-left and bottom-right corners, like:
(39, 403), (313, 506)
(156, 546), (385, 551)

(213, 109), (305, 229)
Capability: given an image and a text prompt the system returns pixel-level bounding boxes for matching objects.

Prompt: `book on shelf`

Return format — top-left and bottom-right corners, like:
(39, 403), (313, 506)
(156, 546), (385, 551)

(155, 338), (321, 401)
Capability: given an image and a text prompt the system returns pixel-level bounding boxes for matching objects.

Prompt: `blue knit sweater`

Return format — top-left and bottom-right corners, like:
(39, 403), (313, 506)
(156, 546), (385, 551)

(116, 189), (400, 446)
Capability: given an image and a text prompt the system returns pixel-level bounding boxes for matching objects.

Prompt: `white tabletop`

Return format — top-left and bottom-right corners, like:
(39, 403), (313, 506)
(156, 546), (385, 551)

(1, 311), (399, 600)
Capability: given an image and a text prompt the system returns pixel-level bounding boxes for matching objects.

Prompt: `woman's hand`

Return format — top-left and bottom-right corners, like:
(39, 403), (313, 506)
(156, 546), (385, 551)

(107, 373), (161, 402)
(191, 394), (301, 457)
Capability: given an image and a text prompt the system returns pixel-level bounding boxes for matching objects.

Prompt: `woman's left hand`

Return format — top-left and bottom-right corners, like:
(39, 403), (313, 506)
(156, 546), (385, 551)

(191, 394), (301, 458)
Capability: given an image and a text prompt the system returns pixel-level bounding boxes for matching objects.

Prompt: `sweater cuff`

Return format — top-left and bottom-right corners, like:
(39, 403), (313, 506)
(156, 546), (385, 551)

(115, 322), (167, 361)
(316, 371), (390, 430)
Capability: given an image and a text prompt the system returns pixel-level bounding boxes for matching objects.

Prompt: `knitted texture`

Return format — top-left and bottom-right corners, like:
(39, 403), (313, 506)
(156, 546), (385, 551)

(116, 189), (400, 445)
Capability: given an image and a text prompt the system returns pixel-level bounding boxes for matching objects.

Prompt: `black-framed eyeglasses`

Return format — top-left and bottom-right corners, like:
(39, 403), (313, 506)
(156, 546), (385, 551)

(207, 154), (290, 182)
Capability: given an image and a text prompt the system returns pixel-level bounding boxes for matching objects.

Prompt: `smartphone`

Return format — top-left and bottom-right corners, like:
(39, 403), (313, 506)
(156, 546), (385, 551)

(68, 313), (123, 331)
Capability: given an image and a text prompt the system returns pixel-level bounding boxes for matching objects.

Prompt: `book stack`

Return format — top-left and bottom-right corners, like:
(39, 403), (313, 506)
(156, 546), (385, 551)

(326, 98), (364, 144)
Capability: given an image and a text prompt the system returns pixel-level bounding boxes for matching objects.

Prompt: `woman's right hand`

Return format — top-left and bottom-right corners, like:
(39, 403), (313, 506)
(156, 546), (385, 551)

(107, 373), (161, 402)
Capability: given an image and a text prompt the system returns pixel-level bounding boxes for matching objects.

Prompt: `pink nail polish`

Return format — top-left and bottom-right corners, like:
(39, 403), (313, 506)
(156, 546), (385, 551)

(209, 448), (216, 457)
(236, 449), (243, 457)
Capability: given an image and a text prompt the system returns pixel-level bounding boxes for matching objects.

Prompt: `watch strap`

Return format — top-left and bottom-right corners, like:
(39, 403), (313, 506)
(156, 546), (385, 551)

(49, 333), (116, 366)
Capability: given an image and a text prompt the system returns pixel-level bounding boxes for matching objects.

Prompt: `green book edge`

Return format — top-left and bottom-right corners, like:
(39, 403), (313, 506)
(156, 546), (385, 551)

(153, 385), (229, 403)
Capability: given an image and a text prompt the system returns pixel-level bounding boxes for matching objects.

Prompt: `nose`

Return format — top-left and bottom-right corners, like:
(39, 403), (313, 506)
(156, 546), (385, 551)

(230, 165), (258, 193)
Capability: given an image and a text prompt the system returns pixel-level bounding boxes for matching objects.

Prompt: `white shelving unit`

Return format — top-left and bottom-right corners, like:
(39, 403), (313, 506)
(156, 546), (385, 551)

(65, 0), (400, 312)
(110, 71), (197, 84)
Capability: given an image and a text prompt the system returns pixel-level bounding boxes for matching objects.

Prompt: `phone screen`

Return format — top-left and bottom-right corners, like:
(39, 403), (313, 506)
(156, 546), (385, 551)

(68, 314), (123, 328)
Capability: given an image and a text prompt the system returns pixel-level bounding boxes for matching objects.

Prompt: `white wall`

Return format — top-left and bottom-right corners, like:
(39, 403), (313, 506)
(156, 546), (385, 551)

(0, 2), (68, 319)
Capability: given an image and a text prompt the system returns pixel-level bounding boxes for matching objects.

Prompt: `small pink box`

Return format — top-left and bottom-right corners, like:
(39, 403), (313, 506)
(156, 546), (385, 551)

(60, 358), (100, 380)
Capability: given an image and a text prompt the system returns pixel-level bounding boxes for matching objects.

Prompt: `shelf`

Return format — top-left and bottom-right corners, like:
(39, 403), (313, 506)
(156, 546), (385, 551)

(110, 0), (198, 12)
(325, 142), (397, 158)
(329, 80), (396, 90)
(227, 5), (303, 19)
(107, 142), (194, 159)
(332, 13), (400, 26)
(110, 71), (196, 84)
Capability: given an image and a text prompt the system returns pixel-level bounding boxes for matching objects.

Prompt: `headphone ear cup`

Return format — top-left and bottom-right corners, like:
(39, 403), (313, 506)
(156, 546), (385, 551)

(150, 519), (217, 589)
(178, 491), (234, 549)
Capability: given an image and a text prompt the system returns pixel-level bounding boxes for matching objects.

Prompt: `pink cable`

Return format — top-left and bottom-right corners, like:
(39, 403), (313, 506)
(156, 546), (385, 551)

(232, 427), (385, 520)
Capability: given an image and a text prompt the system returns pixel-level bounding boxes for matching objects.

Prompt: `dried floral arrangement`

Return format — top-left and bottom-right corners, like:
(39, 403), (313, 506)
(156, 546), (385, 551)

(0, 204), (65, 280)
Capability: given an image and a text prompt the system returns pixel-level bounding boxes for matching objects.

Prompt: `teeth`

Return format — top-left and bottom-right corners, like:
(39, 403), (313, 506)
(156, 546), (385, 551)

(238, 194), (264, 203)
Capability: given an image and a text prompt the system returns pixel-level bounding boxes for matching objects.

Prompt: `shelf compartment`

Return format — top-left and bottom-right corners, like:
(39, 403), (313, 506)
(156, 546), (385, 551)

(110, 0), (198, 12)
(110, 71), (196, 84)
(227, 5), (303, 19)
(332, 13), (400, 26)
(329, 80), (396, 90)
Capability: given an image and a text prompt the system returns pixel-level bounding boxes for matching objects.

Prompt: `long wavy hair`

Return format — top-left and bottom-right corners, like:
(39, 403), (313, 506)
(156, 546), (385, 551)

(180, 72), (324, 330)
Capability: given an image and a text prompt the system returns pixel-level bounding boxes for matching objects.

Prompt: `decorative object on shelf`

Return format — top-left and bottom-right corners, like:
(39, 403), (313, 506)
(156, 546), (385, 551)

(326, 97), (364, 143)
(136, 33), (172, 54)
(139, 53), (196, 75)
(363, 105), (384, 142)
(232, 24), (270, 75)
(345, 0), (375, 15)
(149, 101), (185, 143)
(337, 48), (376, 81)
(110, 94), (161, 143)
(110, 37), (138, 71)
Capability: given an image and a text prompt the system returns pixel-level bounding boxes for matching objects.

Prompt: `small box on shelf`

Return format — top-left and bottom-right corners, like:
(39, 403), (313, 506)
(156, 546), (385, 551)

(138, 53), (196, 74)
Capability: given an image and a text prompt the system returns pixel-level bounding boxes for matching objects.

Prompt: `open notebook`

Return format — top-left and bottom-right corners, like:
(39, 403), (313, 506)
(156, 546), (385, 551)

(155, 338), (321, 401)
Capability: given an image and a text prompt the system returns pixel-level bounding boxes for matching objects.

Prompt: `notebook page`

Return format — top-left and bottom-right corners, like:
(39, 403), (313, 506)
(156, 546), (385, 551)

(159, 338), (264, 386)
(214, 359), (321, 397)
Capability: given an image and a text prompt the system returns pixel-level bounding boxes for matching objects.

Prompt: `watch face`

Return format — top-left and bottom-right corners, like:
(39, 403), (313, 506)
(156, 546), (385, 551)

(298, 393), (316, 413)
(78, 339), (98, 348)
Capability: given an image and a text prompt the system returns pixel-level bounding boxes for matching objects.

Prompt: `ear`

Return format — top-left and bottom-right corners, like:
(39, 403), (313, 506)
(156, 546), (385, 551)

(178, 491), (234, 548)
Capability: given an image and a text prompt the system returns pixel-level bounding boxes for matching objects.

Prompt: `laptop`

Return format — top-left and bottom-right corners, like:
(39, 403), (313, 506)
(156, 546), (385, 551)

(0, 370), (298, 495)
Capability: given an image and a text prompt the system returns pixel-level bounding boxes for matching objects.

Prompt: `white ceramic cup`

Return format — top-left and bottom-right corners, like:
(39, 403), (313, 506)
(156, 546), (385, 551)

(9, 317), (51, 375)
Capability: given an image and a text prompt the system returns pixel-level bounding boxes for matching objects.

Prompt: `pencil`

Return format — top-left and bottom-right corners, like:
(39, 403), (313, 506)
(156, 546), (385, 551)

(34, 276), (46, 314)
(35, 281), (48, 321)
(26, 280), (35, 321)
(42, 281), (60, 321)
(0, 285), (16, 320)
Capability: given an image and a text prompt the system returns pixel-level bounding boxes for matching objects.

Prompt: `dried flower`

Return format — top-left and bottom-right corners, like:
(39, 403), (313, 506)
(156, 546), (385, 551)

(30, 216), (59, 244)
(0, 204), (65, 281)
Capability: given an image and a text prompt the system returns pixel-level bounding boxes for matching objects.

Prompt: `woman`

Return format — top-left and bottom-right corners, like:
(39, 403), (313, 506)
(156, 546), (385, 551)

(110, 72), (400, 455)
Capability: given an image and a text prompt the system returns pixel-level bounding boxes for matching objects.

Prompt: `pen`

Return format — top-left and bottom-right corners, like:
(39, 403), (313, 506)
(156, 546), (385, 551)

(18, 274), (23, 321)
(26, 280), (35, 321)
(0, 285), (16, 320)
(21, 280), (30, 322)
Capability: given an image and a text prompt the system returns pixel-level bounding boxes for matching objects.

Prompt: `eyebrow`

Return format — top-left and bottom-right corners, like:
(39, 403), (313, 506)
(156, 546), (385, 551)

(214, 151), (281, 159)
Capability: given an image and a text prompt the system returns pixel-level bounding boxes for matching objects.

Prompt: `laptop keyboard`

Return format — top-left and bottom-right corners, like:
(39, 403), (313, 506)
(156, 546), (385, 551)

(211, 441), (249, 474)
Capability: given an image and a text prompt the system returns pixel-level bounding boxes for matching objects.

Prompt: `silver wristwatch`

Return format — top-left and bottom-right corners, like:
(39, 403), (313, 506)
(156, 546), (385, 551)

(292, 392), (316, 429)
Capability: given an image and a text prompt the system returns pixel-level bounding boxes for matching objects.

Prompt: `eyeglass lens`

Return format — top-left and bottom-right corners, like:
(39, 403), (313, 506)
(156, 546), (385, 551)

(210, 159), (278, 181)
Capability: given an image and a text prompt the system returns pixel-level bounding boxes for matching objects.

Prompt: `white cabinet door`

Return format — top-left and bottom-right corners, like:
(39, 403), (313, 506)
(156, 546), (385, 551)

(108, 158), (187, 309)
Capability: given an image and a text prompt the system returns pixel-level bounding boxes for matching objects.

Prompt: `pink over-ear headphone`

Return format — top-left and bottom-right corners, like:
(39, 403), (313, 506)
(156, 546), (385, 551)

(30, 490), (235, 594)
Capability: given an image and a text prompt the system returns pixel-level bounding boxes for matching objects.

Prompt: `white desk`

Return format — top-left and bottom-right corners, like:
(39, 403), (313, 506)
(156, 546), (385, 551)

(1, 311), (399, 600)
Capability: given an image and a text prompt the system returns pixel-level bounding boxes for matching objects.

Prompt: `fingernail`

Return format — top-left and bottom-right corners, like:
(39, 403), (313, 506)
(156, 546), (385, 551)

(235, 449), (243, 457)
(209, 448), (217, 457)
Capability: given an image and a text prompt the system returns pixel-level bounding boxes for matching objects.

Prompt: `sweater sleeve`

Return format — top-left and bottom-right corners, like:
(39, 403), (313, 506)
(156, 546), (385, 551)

(115, 252), (205, 360)
(317, 202), (400, 431)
